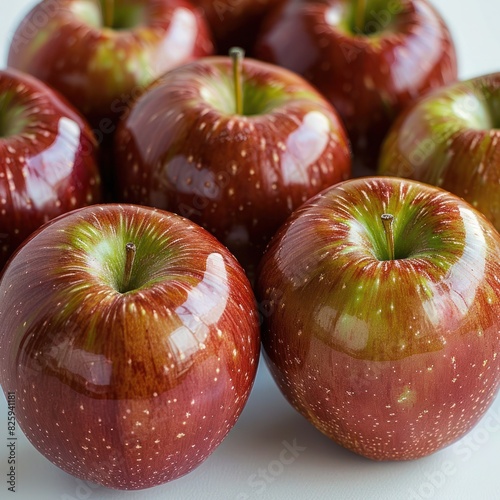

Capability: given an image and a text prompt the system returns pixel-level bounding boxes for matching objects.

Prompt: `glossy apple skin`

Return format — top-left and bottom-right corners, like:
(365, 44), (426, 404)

(115, 56), (351, 277)
(8, 0), (214, 127)
(0, 68), (101, 270)
(192, 0), (283, 54)
(379, 73), (500, 232)
(254, 0), (458, 166)
(257, 177), (500, 460)
(0, 204), (260, 490)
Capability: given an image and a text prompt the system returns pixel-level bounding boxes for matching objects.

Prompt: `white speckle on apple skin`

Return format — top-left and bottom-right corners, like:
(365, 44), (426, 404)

(114, 57), (351, 276)
(258, 177), (500, 461)
(0, 205), (259, 490)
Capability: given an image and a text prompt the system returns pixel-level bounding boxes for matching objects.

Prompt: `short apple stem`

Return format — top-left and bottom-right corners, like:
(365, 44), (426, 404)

(104, 0), (114, 28)
(381, 214), (395, 261)
(229, 47), (245, 115)
(354, 0), (367, 33)
(122, 242), (136, 292)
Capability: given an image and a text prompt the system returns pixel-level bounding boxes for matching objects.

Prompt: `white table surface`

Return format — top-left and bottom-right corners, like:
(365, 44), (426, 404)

(1, 1), (500, 499)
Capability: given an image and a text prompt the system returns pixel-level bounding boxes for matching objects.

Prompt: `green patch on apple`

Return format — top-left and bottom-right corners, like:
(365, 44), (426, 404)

(0, 204), (260, 489)
(379, 72), (500, 231)
(258, 177), (500, 460)
(0, 91), (29, 138)
(347, 0), (404, 37)
(69, 0), (102, 28)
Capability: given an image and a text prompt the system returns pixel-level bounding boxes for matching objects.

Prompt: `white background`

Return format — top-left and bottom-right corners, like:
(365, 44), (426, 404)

(1, 1), (500, 499)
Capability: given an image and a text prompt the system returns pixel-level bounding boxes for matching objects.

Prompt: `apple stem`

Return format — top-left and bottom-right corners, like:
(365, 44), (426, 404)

(381, 214), (395, 261)
(229, 47), (245, 115)
(354, 0), (366, 33)
(104, 0), (114, 28)
(122, 242), (136, 292)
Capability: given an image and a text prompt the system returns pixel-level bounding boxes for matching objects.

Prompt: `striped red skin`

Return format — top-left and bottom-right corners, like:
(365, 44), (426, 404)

(257, 177), (500, 460)
(115, 56), (351, 277)
(379, 73), (500, 232)
(0, 204), (260, 490)
(0, 68), (101, 270)
(254, 0), (457, 166)
(8, 0), (214, 126)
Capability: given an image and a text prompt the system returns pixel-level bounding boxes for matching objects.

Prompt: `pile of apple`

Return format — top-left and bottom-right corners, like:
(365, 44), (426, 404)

(0, 0), (499, 492)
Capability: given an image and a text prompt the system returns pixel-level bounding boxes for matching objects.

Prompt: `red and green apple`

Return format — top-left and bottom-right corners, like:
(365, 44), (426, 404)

(0, 203), (260, 489)
(0, 68), (101, 269)
(8, 0), (214, 127)
(378, 72), (500, 232)
(254, 0), (458, 168)
(257, 176), (500, 460)
(114, 49), (352, 278)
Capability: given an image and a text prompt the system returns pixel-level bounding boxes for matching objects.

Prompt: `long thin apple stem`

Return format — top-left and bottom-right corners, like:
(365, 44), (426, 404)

(123, 242), (136, 292)
(381, 214), (395, 261)
(354, 0), (367, 33)
(104, 0), (114, 28)
(229, 47), (245, 115)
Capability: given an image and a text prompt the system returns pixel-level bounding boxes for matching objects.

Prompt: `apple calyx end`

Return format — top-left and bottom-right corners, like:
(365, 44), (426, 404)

(229, 47), (245, 115)
(381, 214), (395, 261)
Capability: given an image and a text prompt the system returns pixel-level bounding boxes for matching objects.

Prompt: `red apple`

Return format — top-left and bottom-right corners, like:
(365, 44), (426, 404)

(8, 0), (214, 199)
(254, 0), (458, 168)
(192, 0), (283, 54)
(0, 68), (101, 270)
(257, 176), (500, 460)
(0, 203), (260, 489)
(114, 50), (352, 278)
(8, 0), (214, 127)
(378, 72), (500, 232)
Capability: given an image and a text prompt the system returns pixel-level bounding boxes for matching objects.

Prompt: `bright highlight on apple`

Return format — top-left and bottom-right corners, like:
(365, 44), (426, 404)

(0, 0), (499, 492)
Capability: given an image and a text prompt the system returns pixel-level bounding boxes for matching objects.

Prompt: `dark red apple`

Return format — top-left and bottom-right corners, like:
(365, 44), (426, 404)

(8, 0), (214, 127)
(0, 203), (260, 489)
(114, 50), (352, 278)
(378, 72), (500, 232)
(257, 176), (500, 460)
(254, 0), (458, 168)
(192, 0), (283, 54)
(0, 68), (101, 269)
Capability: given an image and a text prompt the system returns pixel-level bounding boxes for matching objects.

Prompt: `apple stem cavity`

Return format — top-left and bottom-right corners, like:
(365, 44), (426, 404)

(354, 0), (367, 33)
(229, 47), (245, 115)
(103, 0), (114, 28)
(381, 214), (395, 261)
(122, 242), (137, 293)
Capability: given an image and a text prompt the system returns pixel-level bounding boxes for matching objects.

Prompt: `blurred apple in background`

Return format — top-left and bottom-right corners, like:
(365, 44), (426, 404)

(254, 0), (458, 170)
(115, 49), (351, 279)
(378, 72), (500, 231)
(7, 0), (214, 197)
(0, 203), (260, 490)
(0, 68), (101, 269)
(8, 0), (214, 127)
(192, 0), (283, 54)
(258, 176), (500, 460)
